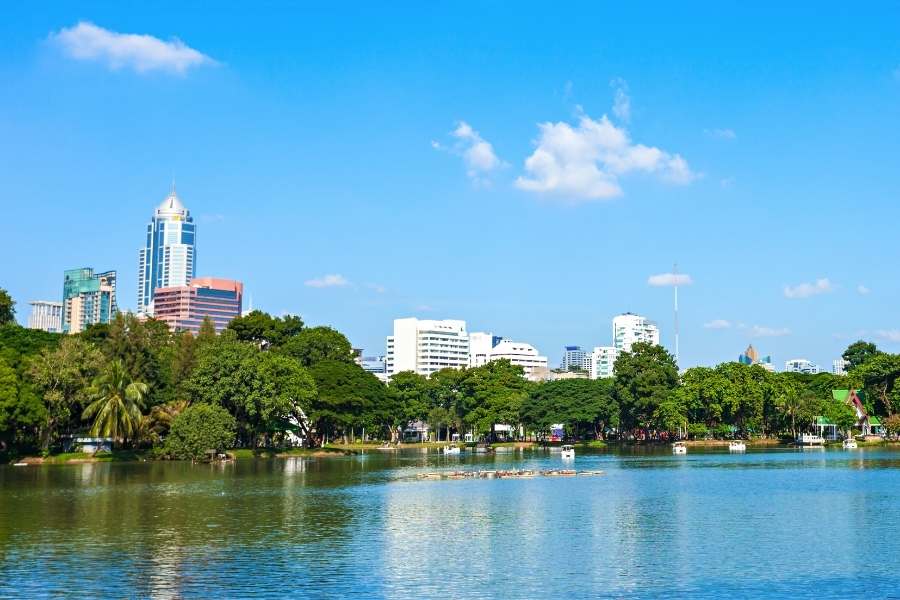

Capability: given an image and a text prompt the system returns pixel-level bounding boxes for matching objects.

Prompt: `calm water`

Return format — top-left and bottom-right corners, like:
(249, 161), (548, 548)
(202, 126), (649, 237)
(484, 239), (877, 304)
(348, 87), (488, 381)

(3, 446), (900, 599)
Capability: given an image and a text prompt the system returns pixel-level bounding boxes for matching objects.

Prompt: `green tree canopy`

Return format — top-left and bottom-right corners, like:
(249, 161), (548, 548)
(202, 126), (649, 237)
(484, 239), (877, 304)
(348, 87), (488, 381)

(226, 311), (304, 347)
(278, 326), (353, 367)
(0, 288), (15, 326)
(614, 342), (679, 432)
(82, 360), (149, 446)
(308, 360), (385, 444)
(164, 403), (236, 460)
(843, 340), (880, 371)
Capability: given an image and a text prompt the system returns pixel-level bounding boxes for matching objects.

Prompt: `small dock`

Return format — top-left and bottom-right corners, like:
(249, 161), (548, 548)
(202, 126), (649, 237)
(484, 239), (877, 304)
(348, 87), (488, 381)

(415, 469), (604, 481)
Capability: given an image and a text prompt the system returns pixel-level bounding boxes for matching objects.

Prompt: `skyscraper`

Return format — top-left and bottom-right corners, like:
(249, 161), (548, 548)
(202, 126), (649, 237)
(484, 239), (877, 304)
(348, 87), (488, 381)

(138, 186), (196, 316)
(62, 268), (117, 334)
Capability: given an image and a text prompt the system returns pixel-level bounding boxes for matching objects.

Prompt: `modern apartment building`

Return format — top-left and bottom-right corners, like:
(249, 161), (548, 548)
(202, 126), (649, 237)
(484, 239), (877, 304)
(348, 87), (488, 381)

(386, 318), (469, 376)
(832, 358), (849, 376)
(612, 313), (660, 352)
(152, 277), (243, 334)
(590, 346), (619, 379)
(28, 300), (63, 333)
(784, 358), (820, 374)
(138, 187), (196, 315)
(62, 268), (117, 334)
(560, 345), (591, 372)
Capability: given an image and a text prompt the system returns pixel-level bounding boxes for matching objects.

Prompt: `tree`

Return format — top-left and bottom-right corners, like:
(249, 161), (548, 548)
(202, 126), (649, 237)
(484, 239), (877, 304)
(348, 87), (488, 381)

(462, 360), (530, 441)
(27, 337), (103, 452)
(0, 357), (46, 453)
(388, 371), (431, 425)
(884, 414), (900, 438)
(853, 353), (900, 416)
(521, 378), (618, 440)
(197, 316), (217, 343)
(226, 311), (303, 347)
(164, 403), (236, 460)
(278, 326), (353, 367)
(103, 313), (171, 405)
(308, 360), (384, 444)
(82, 360), (149, 447)
(614, 342), (679, 435)
(0, 288), (14, 325)
(843, 340), (880, 371)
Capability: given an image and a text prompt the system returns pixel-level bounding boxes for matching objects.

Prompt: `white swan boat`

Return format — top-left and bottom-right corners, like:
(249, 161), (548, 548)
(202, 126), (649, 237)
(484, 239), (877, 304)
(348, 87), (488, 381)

(560, 445), (575, 460)
(672, 441), (688, 455)
(442, 445), (461, 455)
(729, 440), (747, 452)
(843, 438), (858, 449)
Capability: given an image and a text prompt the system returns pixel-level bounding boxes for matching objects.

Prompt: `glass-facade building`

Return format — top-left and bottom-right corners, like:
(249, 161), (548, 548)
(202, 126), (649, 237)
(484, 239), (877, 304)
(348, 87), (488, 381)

(138, 188), (196, 315)
(62, 268), (117, 334)
(153, 277), (243, 334)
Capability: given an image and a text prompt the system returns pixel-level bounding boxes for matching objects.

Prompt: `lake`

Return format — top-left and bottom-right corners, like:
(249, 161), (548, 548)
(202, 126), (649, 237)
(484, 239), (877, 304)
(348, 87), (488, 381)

(2, 446), (900, 598)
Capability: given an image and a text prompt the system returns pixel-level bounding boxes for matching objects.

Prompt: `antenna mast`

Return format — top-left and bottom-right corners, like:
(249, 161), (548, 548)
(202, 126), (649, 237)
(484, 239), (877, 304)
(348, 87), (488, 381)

(674, 262), (680, 366)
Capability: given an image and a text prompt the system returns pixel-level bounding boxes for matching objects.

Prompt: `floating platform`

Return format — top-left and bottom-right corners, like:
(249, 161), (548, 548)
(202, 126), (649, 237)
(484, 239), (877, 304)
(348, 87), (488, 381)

(415, 469), (604, 481)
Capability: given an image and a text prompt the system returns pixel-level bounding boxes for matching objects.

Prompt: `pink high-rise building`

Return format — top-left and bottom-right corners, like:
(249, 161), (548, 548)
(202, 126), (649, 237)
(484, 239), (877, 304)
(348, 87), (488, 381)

(153, 277), (243, 334)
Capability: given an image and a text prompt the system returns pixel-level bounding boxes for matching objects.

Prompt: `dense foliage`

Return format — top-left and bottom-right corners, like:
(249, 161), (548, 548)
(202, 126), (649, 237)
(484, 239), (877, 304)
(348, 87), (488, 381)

(164, 403), (237, 460)
(0, 284), (896, 459)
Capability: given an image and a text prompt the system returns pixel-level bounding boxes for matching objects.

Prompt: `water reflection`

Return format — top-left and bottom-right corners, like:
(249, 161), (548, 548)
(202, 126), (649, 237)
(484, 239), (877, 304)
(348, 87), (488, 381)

(2, 447), (900, 597)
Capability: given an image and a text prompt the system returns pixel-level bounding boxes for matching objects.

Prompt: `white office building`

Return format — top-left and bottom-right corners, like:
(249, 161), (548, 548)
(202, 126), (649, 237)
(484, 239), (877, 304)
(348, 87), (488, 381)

(469, 332), (500, 367)
(28, 300), (63, 333)
(613, 313), (660, 352)
(488, 339), (549, 378)
(832, 358), (849, 376)
(386, 318), (470, 376)
(560, 346), (592, 372)
(785, 358), (821, 375)
(590, 346), (619, 379)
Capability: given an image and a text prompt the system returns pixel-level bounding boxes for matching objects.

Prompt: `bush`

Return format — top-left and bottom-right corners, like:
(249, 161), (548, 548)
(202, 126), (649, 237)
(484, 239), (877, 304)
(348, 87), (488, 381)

(687, 423), (708, 439)
(164, 403), (236, 461)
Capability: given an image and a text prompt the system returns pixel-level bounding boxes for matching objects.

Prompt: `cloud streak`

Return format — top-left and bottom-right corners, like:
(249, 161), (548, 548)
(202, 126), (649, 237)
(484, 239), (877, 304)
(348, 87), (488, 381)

(305, 274), (350, 288)
(783, 278), (834, 299)
(515, 111), (695, 202)
(49, 21), (214, 74)
(435, 121), (503, 184)
(704, 319), (731, 329)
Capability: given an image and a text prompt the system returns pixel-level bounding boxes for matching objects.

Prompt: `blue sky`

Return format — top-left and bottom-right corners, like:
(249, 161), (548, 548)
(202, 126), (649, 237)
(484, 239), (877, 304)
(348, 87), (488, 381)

(3, 2), (900, 369)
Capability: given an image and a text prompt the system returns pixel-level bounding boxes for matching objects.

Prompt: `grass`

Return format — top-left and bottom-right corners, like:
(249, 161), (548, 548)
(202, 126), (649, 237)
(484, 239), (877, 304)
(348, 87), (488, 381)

(22, 449), (148, 464)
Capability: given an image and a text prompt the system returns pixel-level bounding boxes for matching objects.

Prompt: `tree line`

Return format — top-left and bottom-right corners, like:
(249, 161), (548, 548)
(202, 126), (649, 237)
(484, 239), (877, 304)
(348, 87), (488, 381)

(2, 286), (899, 461)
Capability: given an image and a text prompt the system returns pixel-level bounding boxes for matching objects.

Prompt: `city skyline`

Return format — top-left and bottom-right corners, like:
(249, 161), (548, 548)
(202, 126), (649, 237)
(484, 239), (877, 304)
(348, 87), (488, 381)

(4, 4), (900, 369)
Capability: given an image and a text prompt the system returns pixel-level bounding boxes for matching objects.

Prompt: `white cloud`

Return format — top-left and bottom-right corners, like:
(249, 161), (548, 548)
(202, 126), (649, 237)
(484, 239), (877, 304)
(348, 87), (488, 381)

(877, 330), (900, 342)
(439, 121), (503, 184)
(783, 278), (834, 299)
(305, 274), (350, 288)
(515, 111), (695, 201)
(705, 128), (736, 140)
(648, 272), (693, 287)
(857, 284), (871, 295)
(704, 319), (732, 329)
(49, 21), (214, 74)
(610, 78), (631, 123)
(751, 325), (791, 338)
(366, 283), (386, 294)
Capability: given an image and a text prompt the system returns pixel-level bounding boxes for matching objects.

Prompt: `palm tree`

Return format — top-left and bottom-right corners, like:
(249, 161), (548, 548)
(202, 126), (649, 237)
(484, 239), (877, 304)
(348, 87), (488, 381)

(82, 360), (149, 447)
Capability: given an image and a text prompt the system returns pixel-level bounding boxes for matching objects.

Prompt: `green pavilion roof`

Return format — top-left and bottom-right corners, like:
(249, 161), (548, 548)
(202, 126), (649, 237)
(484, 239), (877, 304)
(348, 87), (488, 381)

(869, 416), (882, 426)
(814, 416), (836, 426)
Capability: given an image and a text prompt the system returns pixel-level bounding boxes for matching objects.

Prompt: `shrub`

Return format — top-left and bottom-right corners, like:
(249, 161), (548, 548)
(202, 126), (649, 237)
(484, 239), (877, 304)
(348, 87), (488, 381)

(164, 403), (236, 461)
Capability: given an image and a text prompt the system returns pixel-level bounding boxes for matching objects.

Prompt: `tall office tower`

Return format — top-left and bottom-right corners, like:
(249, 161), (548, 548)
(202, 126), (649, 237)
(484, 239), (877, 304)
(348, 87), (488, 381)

(138, 186), (196, 316)
(152, 277), (243, 334)
(62, 268), (117, 334)
(612, 313), (660, 353)
(28, 300), (63, 333)
(385, 318), (469, 376)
